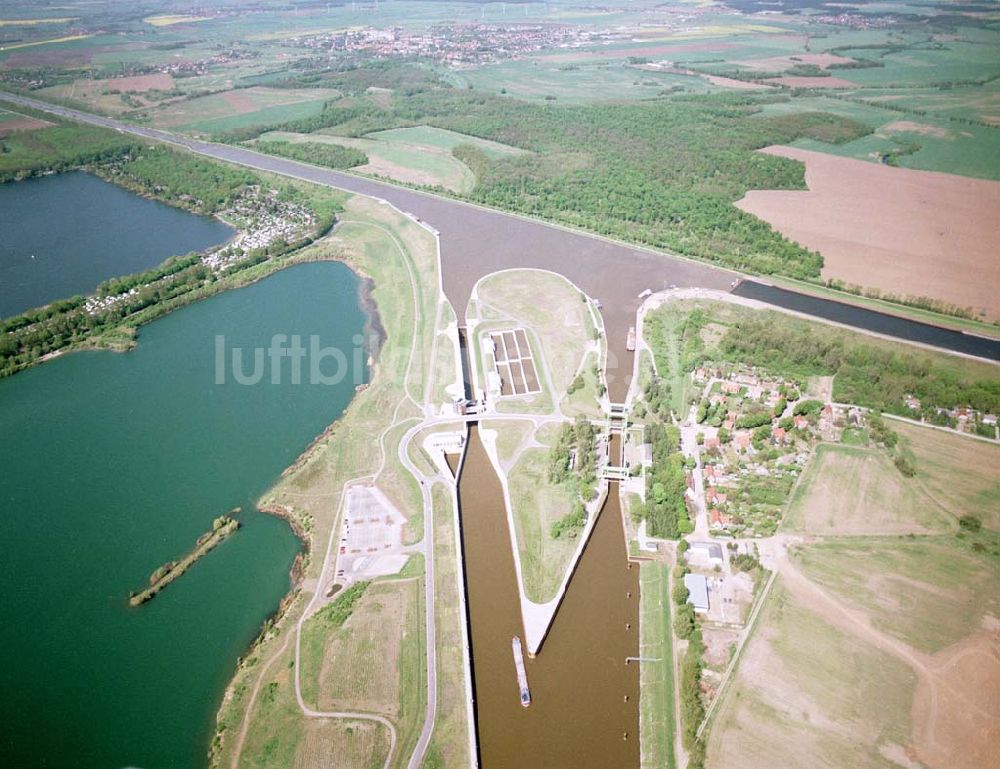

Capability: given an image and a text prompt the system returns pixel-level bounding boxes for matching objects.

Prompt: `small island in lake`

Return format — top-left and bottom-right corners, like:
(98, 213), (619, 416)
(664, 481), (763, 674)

(129, 513), (241, 607)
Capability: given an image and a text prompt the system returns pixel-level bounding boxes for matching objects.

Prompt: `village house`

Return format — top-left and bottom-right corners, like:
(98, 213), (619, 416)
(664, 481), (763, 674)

(734, 431), (752, 453)
(710, 509), (732, 529)
(706, 487), (728, 506)
(793, 415), (809, 430)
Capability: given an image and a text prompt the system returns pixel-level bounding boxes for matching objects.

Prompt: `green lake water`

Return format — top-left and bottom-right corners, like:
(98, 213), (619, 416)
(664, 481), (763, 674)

(0, 171), (234, 318)
(0, 261), (369, 768)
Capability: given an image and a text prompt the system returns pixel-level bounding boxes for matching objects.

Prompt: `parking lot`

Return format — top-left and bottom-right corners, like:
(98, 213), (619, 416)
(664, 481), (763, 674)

(332, 485), (409, 590)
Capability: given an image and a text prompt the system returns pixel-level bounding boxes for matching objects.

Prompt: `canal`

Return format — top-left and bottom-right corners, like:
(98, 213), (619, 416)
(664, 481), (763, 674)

(456, 426), (640, 769)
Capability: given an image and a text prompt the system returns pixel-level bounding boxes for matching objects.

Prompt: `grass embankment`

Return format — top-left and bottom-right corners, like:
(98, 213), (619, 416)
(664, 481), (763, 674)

(211, 195), (441, 769)
(639, 561), (676, 769)
(421, 484), (471, 769)
(129, 516), (239, 606)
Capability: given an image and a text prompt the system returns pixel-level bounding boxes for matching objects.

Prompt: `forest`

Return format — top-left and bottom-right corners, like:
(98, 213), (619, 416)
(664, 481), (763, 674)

(252, 140), (368, 171)
(0, 102), (139, 182)
(237, 80), (870, 280)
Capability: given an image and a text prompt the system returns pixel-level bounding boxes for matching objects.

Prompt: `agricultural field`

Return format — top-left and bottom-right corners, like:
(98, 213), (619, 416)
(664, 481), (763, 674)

(146, 87), (339, 134)
(893, 420), (1000, 531)
(35, 73), (178, 115)
(784, 443), (954, 535)
(367, 125), (528, 160)
(259, 129), (477, 193)
(737, 145), (1000, 321)
(707, 580), (919, 769)
(449, 58), (719, 103)
(794, 536), (1000, 654)
(0, 105), (51, 136)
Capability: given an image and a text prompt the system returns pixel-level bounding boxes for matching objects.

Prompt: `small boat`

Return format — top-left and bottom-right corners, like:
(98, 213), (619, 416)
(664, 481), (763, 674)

(512, 636), (531, 708)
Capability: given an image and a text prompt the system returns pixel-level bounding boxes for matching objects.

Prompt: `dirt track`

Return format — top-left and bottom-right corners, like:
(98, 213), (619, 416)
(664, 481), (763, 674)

(737, 146), (1000, 320)
(775, 549), (999, 769)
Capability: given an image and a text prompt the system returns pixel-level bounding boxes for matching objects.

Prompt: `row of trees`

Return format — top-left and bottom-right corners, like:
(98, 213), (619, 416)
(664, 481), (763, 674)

(253, 140), (368, 170)
(547, 417), (599, 538)
(717, 314), (1000, 415)
(672, 552), (708, 768)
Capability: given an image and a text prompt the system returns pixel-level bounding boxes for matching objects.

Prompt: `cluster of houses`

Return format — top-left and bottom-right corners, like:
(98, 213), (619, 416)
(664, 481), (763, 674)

(202, 188), (316, 272)
(903, 394), (997, 437)
(688, 365), (831, 536)
(288, 23), (626, 66)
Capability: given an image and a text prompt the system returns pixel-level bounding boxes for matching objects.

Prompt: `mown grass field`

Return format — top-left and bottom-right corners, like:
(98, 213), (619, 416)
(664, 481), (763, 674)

(892, 421), (1000, 531)
(263, 130), (477, 193)
(475, 268), (601, 409)
(707, 579), (917, 769)
(784, 443), (953, 535)
(301, 579), (424, 720)
(237, 634), (391, 769)
(639, 561), (676, 769)
(502, 434), (581, 604)
(795, 536), (1000, 654)
(367, 125), (528, 160)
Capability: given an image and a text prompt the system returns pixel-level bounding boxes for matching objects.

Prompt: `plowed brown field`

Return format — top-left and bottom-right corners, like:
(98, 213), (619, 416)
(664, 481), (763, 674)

(737, 145), (1000, 320)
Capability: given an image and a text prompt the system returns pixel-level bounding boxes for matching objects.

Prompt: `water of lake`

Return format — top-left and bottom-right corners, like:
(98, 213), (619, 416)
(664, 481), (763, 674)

(0, 171), (234, 317)
(0, 261), (368, 768)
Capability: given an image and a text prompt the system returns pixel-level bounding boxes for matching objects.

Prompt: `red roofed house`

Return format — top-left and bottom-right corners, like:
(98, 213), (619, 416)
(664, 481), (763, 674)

(793, 415), (809, 430)
(704, 436), (720, 450)
(709, 509), (732, 528)
(734, 431), (751, 453)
